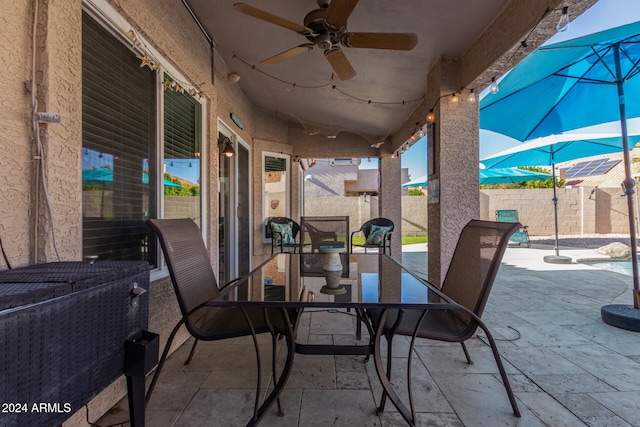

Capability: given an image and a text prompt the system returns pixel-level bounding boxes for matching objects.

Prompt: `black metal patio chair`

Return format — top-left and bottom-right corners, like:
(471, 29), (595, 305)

(350, 218), (394, 254)
(268, 217), (301, 255)
(366, 219), (521, 424)
(145, 218), (301, 424)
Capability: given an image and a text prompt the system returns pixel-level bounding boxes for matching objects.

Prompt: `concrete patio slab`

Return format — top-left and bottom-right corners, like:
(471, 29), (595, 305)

(94, 243), (640, 426)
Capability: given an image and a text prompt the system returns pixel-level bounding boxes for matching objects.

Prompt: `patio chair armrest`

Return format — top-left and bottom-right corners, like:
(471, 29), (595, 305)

(350, 229), (363, 242)
(219, 277), (242, 292)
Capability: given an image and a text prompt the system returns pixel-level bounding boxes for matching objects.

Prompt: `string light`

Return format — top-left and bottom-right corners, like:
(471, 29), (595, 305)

(451, 92), (459, 103)
(426, 109), (435, 123)
(232, 54), (425, 107)
(467, 89), (476, 103)
(557, 6), (570, 32)
(490, 77), (499, 94)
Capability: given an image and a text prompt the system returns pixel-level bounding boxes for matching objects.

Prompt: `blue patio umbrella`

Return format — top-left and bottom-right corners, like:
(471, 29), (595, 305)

(480, 21), (640, 313)
(479, 167), (551, 185)
(401, 168), (551, 187)
(82, 168), (183, 188)
(481, 133), (640, 265)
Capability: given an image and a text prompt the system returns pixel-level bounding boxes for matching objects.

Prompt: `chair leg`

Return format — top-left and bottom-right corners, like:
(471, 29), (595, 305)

(145, 319), (184, 407)
(375, 330), (394, 415)
(184, 339), (199, 365)
(265, 311), (285, 417)
(239, 308), (263, 422)
(376, 309), (405, 416)
(476, 319), (521, 417)
(460, 342), (473, 365)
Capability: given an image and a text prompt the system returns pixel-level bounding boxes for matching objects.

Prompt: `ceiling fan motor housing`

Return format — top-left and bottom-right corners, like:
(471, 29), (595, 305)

(304, 8), (344, 49)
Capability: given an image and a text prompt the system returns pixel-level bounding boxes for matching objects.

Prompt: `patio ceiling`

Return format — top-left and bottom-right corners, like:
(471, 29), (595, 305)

(184, 0), (593, 139)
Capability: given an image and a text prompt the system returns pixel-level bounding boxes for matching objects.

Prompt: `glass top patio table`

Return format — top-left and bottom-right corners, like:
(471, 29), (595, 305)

(215, 252), (454, 309)
(210, 252), (458, 427)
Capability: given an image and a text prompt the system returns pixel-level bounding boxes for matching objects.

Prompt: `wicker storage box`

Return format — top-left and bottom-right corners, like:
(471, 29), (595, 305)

(0, 261), (149, 427)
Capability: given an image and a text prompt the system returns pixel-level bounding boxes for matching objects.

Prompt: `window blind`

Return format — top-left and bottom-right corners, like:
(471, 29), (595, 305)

(81, 11), (157, 264)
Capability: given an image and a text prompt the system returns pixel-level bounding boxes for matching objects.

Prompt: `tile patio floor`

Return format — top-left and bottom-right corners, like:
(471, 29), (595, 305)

(97, 243), (640, 426)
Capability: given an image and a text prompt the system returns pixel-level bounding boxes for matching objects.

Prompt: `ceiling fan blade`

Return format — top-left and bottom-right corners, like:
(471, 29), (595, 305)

(260, 44), (314, 65)
(324, 0), (360, 29)
(233, 3), (308, 34)
(343, 32), (418, 50)
(324, 48), (356, 80)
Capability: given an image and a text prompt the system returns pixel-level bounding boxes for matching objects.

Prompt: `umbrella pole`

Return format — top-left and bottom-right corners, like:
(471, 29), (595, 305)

(543, 150), (571, 264)
(613, 44), (640, 306)
(551, 154), (560, 257)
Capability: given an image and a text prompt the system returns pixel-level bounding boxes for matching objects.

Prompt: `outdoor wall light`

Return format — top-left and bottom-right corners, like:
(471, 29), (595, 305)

(219, 136), (236, 157)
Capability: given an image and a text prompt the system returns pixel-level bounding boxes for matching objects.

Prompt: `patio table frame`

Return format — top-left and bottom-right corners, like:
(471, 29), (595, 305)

(210, 253), (515, 426)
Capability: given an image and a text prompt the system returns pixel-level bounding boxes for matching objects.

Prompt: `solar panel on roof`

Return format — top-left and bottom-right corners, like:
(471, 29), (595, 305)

(562, 158), (620, 178)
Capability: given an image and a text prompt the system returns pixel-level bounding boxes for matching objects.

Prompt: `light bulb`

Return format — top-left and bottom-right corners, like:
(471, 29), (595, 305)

(556, 7), (570, 32)
(426, 109), (435, 123)
(468, 89), (476, 103)
(451, 93), (459, 103)
(490, 77), (499, 94)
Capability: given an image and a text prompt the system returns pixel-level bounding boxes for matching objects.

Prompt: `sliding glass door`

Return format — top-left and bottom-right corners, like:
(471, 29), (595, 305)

(218, 129), (251, 285)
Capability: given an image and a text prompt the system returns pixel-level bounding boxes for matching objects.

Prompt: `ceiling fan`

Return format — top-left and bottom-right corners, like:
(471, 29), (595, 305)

(233, 0), (418, 80)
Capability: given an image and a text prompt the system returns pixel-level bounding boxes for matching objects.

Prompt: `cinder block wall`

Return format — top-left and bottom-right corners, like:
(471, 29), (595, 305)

(480, 187), (634, 235)
(304, 195), (429, 237)
(305, 187), (636, 239)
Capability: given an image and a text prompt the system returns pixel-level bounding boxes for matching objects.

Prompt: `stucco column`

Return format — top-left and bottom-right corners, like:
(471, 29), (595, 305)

(379, 152), (402, 258)
(427, 57), (480, 286)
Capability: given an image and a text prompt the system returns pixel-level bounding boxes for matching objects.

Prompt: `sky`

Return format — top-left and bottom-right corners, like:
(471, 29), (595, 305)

(361, 0), (640, 179)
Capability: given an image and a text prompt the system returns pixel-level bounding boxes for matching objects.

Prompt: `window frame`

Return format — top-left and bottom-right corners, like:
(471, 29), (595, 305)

(82, 0), (207, 279)
(262, 151), (291, 243)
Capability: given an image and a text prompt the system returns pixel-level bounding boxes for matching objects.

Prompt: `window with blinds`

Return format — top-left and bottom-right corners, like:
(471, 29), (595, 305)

(81, 11), (157, 265)
(163, 78), (202, 225)
(263, 154), (289, 239)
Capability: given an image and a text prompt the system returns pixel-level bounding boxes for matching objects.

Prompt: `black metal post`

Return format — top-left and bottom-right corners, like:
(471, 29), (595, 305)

(613, 43), (640, 303)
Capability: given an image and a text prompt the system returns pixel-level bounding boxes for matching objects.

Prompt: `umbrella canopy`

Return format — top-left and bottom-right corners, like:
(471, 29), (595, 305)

(480, 21), (640, 310)
(479, 167), (551, 185)
(481, 21), (640, 141)
(402, 175), (428, 187)
(480, 133), (640, 169)
(401, 169), (551, 187)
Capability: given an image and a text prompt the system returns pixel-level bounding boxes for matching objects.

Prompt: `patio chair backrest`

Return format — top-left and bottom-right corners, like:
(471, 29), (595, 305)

(359, 218), (394, 237)
(268, 217), (301, 239)
(495, 209), (520, 223)
(146, 218), (219, 317)
(440, 220), (520, 325)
